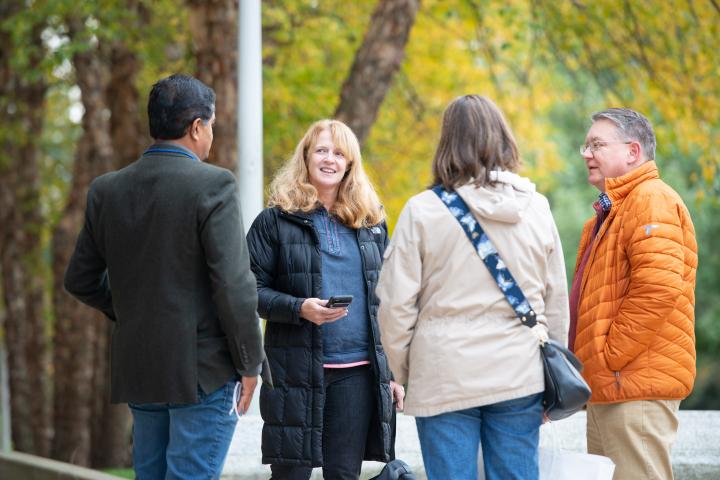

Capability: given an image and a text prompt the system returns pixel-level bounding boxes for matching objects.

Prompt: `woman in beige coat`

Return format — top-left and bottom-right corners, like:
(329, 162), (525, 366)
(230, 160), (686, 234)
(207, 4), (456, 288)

(376, 95), (568, 480)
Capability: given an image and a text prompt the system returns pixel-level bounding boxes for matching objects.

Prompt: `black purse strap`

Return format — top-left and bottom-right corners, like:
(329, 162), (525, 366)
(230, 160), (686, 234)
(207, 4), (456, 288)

(431, 185), (537, 329)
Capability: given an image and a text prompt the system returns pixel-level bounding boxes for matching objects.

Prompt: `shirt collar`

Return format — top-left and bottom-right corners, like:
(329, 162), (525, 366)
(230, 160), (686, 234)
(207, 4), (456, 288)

(144, 142), (200, 162)
(593, 192), (612, 214)
(597, 192), (612, 212)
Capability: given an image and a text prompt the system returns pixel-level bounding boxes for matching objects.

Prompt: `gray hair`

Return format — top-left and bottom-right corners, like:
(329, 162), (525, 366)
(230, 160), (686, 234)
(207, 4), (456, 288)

(591, 108), (656, 161)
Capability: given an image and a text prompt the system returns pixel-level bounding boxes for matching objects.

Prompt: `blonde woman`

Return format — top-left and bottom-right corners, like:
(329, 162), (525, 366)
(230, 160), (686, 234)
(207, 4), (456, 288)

(247, 119), (404, 480)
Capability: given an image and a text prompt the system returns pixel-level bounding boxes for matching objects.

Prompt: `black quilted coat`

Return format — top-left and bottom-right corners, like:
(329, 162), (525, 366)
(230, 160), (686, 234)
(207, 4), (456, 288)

(246, 206), (396, 467)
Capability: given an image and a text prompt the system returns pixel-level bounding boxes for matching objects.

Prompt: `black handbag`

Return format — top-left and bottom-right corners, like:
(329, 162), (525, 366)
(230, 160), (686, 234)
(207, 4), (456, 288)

(370, 459), (416, 480)
(432, 186), (591, 421)
(539, 338), (592, 420)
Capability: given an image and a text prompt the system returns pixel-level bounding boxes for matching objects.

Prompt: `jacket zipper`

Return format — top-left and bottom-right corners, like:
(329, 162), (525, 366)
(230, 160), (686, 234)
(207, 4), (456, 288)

(356, 229), (382, 379)
(577, 208), (615, 306)
(356, 230), (374, 343)
(614, 371), (622, 391)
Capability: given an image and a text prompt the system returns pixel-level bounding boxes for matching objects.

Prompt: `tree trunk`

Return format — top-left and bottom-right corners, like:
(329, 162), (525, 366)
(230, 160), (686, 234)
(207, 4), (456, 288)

(107, 43), (148, 170)
(334, 0), (420, 147)
(0, 2), (51, 456)
(90, 321), (132, 468)
(88, 25), (149, 468)
(50, 17), (115, 466)
(186, 0), (238, 171)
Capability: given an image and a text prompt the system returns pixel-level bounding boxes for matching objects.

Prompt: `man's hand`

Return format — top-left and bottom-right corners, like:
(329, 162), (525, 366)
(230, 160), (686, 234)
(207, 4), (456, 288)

(237, 375), (258, 415)
(301, 298), (348, 325)
(390, 380), (405, 411)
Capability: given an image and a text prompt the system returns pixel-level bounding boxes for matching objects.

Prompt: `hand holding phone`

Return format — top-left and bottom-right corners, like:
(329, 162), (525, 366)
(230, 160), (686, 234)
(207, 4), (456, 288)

(326, 295), (353, 309)
(300, 298), (349, 325)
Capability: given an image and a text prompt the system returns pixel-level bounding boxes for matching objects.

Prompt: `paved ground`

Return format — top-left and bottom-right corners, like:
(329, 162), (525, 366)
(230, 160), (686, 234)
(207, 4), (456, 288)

(223, 413), (421, 479)
(222, 410), (720, 479)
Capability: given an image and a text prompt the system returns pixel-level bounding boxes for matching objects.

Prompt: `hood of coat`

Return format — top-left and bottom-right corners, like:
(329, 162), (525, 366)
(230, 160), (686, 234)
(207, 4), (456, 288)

(455, 170), (536, 224)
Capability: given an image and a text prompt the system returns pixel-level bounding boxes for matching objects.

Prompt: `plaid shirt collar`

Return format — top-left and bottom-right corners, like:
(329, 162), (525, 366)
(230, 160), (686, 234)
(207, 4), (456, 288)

(593, 192), (612, 214)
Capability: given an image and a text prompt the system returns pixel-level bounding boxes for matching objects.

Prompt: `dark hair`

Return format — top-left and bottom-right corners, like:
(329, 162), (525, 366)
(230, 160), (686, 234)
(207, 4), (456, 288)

(147, 74), (215, 140)
(591, 108), (656, 161)
(432, 95), (520, 190)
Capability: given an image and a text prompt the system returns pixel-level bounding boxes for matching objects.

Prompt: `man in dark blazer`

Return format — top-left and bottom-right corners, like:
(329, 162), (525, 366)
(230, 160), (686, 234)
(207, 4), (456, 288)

(64, 74), (267, 480)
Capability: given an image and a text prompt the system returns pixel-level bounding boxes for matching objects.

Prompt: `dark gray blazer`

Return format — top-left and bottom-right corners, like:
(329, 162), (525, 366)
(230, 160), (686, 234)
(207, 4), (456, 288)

(64, 144), (266, 404)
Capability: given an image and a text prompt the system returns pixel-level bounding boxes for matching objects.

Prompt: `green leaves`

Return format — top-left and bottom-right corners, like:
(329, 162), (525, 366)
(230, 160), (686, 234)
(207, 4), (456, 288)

(1, 0), (718, 409)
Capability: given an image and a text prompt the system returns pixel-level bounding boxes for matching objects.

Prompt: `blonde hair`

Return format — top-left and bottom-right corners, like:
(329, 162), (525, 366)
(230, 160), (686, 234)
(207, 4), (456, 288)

(268, 119), (385, 228)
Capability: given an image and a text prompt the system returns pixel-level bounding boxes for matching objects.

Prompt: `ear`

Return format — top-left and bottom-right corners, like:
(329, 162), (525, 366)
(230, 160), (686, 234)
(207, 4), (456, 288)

(189, 118), (203, 141)
(628, 141), (642, 163)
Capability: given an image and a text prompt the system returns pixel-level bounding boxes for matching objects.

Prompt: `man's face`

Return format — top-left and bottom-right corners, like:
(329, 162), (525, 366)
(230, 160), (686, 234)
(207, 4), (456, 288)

(581, 119), (634, 191)
(197, 113), (215, 161)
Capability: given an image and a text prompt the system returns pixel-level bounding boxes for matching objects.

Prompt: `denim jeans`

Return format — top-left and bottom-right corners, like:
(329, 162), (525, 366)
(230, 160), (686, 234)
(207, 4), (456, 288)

(129, 380), (239, 480)
(270, 365), (375, 480)
(415, 392), (543, 480)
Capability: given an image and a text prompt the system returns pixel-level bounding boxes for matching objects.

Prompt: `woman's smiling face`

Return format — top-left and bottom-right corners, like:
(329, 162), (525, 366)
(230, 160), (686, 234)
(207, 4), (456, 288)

(307, 129), (348, 194)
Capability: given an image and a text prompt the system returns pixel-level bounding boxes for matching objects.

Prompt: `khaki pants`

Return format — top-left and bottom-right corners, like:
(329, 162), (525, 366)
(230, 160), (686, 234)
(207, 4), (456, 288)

(587, 400), (681, 480)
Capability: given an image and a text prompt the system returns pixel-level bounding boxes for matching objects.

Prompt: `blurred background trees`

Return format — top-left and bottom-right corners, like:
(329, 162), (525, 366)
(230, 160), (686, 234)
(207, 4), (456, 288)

(0, 0), (717, 468)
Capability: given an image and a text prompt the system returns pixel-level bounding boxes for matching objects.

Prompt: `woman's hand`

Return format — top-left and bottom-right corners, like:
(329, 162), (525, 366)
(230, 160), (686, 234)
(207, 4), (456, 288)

(390, 380), (405, 411)
(300, 298), (348, 325)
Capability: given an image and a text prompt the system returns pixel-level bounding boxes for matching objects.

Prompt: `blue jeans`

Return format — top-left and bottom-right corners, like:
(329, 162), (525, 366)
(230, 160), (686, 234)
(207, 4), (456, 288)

(129, 380), (239, 480)
(270, 365), (375, 480)
(415, 393), (543, 480)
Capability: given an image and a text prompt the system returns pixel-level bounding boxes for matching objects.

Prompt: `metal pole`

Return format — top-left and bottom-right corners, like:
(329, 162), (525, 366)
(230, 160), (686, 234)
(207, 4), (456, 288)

(238, 0), (264, 417)
(0, 337), (11, 451)
(237, 0), (264, 232)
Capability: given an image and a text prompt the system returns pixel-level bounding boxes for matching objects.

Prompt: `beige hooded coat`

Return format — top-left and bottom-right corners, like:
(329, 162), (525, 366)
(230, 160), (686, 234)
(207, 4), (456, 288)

(377, 171), (569, 417)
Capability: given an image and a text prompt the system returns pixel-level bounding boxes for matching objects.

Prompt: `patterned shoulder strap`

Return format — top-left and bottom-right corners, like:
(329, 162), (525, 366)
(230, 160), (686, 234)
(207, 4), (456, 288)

(431, 185), (537, 328)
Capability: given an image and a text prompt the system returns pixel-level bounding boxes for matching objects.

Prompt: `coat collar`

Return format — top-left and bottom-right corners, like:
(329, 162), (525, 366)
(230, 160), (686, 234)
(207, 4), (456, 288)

(277, 207), (381, 236)
(605, 160), (659, 206)
(278, 207), (316, 224)
(144, 142), (200, 162)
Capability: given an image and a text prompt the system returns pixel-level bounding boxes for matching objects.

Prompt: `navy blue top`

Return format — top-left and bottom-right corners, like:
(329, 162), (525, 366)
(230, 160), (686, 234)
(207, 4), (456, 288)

(312, 208), (370, 364)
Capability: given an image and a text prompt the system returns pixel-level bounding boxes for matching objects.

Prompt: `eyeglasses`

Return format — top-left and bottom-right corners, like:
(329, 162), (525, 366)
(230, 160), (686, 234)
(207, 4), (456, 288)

(580, 141), (632, 155)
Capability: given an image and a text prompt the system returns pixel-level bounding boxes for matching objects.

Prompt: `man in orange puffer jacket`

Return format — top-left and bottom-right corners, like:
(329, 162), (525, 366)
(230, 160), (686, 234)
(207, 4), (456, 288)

(569, 108), (697, 480)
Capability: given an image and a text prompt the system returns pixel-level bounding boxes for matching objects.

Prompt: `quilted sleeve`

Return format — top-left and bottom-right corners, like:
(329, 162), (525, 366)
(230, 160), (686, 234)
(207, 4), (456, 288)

(604, 192), (686, 371)
(247, 210), (304, 325)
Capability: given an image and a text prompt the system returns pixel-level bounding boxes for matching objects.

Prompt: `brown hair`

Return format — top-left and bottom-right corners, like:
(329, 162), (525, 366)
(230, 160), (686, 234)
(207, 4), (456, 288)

(268, 119), (385, 228)
(432, 95), (520, 190)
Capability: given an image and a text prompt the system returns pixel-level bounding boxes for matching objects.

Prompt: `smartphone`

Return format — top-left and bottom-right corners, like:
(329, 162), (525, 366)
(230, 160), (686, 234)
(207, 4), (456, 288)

(326, 295), (353, 308)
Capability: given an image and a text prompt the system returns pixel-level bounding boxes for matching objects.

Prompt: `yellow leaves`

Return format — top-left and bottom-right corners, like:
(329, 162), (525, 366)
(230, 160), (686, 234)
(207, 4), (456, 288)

(533, 0), (719, 193)
(262, 1), (375, 183)
(263, 0), (719, 224)
(358, 0), (571, 225)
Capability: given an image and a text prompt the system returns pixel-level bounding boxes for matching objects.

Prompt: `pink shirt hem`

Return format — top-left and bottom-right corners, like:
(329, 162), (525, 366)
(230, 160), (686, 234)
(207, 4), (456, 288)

(323, 360), (370, 369)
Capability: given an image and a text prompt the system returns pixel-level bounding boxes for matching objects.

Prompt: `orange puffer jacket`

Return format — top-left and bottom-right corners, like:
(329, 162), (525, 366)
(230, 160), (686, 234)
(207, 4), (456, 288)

(573, 161), (697, 404)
